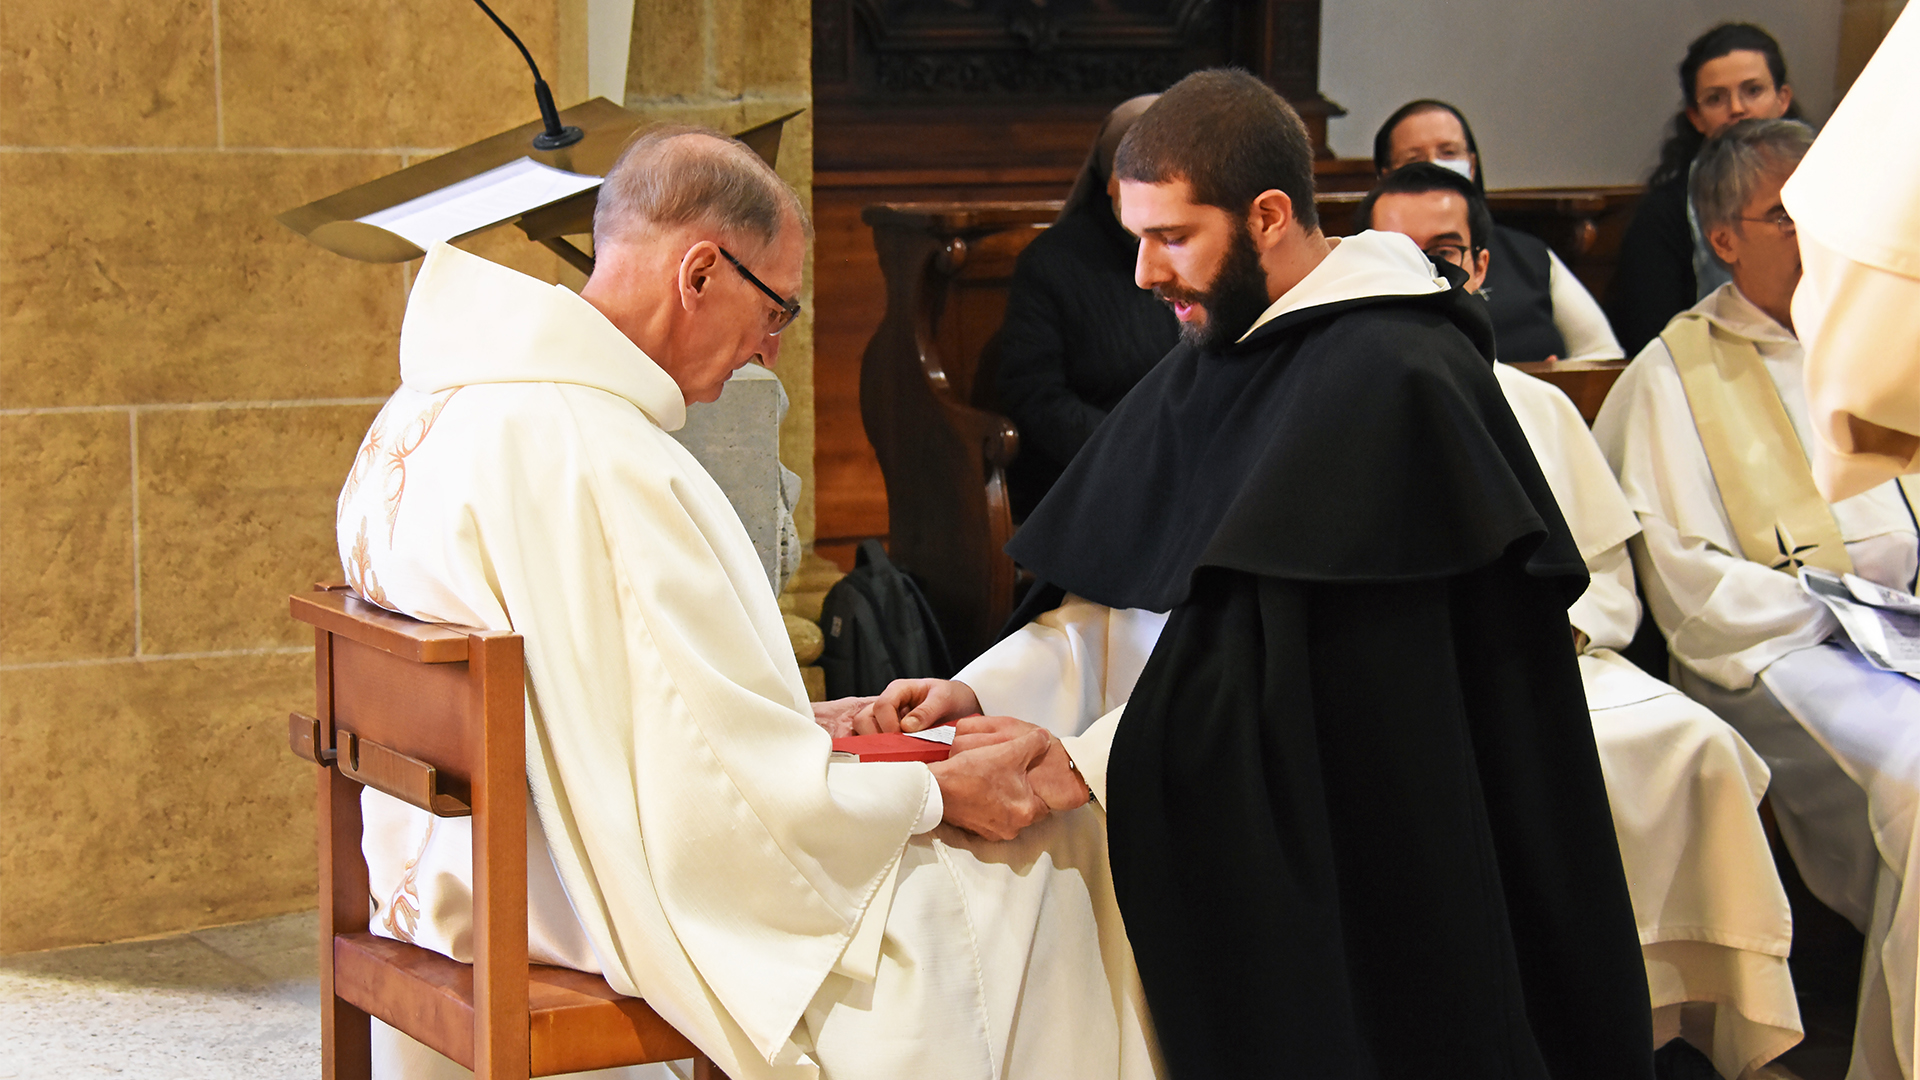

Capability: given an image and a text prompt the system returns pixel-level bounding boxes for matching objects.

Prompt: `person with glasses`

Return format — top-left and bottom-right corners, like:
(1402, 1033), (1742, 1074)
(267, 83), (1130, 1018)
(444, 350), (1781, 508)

(1606, 23), (1802, 356)
(1371, 100), (1622, 366)
(1357, 160), (1803, 1080)
(1596, 118), (1920, 1078)
(337, 125), (1158, 1080)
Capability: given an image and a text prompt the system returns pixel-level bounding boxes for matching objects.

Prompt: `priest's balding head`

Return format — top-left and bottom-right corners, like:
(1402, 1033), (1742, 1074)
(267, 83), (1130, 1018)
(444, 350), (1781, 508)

(581, 125), (810, 404)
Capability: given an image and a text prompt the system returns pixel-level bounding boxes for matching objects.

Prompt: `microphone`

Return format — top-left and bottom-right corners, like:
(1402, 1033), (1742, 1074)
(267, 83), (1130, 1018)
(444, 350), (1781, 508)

(467, 0), (584, 151)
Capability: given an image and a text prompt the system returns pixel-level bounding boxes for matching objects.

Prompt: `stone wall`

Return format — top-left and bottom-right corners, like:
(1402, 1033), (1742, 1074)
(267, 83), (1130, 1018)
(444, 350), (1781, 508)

(626, 0), (816, 544)
(0, 0), (811, 952)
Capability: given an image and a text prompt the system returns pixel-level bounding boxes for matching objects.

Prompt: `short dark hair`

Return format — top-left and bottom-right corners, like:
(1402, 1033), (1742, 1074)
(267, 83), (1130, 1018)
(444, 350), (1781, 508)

(1650, 23), (1801, 187)
(1113, 68), (1319, 230)
(1371, 99), (1488, 195)
(1353, 162), (1494, 254)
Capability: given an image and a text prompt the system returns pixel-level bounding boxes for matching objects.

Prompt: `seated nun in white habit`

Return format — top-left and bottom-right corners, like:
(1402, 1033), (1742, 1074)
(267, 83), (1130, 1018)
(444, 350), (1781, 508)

(1358, 162), (1802, 1079)
(335, 126), (1159, 1080)
(1782, 3), (1920, 501)
(1594, 118), (1920, 1080)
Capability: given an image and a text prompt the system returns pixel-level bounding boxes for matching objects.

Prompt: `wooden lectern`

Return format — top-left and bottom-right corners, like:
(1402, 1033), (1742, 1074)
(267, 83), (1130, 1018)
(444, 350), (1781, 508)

(278, 97), (801, 274)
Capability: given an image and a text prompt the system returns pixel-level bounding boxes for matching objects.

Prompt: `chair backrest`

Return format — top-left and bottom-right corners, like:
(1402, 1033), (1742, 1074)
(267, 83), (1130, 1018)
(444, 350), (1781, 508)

(289, 583), (530, 1078)
(859, 203), (1052, 662)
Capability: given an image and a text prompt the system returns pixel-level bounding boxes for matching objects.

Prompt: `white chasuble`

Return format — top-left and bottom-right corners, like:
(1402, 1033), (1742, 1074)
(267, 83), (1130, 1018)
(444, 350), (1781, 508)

(1496, 362), (1799, 1079)
(337, 244), (1156, 1080)
(1782, 2), (1920, 501)
(1595, 284), (1920, 1080)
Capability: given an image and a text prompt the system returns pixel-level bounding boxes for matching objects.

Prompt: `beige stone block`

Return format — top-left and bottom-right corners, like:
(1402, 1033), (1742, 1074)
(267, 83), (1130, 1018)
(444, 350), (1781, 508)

(138, 403), (381, 655)
(711, 0), (810, 97)
(0, 653), (316, 953)
(451, 224), (565, 286)
(0, 0), (217, 147)
(0, 152), (406, 409)
(628, 0), (708, 99)
(0, 413), (136, 664)
(221, 0), (561, 149)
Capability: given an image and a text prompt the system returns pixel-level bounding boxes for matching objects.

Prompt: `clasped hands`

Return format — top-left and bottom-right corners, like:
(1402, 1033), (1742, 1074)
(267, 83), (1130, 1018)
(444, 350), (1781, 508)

(812, 681), (1090, 842)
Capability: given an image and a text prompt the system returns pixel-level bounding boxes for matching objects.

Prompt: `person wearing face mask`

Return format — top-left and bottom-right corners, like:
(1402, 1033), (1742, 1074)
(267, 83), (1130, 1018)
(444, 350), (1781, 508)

(1605, 23), (1801, 356)
(1595, 118), (1920, 1079)
(1372, 99), (1622, 366)
(996, 95), (1181, 518)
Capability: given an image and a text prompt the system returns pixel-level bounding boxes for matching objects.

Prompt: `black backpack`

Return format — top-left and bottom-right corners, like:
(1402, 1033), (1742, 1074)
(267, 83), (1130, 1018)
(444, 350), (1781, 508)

(819, 540), (955, 698)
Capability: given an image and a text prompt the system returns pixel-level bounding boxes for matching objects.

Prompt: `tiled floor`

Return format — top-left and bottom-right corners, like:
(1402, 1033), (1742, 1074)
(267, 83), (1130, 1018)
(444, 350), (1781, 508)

(0, 911), (1829, 1080)
(0, 913), (320, 1079)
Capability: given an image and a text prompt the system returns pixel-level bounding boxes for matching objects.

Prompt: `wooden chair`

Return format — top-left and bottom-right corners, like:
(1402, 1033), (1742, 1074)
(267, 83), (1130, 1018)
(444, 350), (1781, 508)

(288, 583), (727, 1080)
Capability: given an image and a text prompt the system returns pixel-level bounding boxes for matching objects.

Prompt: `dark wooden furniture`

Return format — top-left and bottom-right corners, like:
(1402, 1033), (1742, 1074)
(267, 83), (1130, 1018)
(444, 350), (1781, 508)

(287, 584), (725, 1080)
(812, 0), (1344, 561)
(860, 204), (1055, 660)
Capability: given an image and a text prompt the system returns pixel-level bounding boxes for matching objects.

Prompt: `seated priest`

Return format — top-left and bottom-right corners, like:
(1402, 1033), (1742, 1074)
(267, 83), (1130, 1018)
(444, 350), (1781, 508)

(1371, 99), (1622, 365)
(1359, 162), (1801, 1079)
(334, 126), (1160, 1080)
(856, 70), (1656, 1080)
(1593, 117), (1920, 1078)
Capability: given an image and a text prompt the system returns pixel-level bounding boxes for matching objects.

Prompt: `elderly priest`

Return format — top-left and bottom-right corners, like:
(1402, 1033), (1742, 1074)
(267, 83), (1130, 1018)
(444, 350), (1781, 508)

(335, 127), (1158, 1080)
(1596, 117), (1920, 1079)
(862, 71), (1654, 1080)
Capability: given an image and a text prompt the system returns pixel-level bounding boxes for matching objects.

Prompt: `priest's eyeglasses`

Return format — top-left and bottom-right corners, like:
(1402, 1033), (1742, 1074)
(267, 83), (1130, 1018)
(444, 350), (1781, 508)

(1735, 209), (1796, 234)
(718, 246), (803, 335)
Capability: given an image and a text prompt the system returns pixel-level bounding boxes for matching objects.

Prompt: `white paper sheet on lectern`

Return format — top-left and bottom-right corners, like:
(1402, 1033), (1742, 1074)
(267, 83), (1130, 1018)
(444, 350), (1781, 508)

(356, 157), (601, 250)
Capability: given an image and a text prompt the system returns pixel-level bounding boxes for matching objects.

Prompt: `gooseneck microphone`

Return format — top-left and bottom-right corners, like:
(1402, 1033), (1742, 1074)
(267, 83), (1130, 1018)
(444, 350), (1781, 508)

(467, 0), (584, 151)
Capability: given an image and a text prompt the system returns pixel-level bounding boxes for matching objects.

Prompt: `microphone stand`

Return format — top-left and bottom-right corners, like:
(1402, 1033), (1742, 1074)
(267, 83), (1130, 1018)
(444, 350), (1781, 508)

(467, 0), (584, 151)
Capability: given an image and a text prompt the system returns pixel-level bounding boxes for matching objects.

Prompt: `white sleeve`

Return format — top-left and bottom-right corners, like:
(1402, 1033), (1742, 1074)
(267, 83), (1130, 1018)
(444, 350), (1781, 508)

(1548, 250), (1624, 361)
(1630, 516), (1834, 689)
(912, 770), (943, 834)
(1570, 541), (1641, 653)
(956, 596), (1166, 737)
(1059, 705), (1125, 808)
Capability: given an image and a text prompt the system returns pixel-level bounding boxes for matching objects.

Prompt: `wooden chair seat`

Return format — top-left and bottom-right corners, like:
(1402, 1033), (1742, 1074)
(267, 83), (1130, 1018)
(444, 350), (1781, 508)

(331, 934), (700, 1076)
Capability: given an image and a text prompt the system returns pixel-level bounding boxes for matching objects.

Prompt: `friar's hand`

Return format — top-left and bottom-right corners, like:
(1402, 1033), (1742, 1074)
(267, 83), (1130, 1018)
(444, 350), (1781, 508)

(811, 696), (875, 738)
(929, 727), (1052, 841)
(855, 678), (982, 735)
(953, 716), (1091, 813)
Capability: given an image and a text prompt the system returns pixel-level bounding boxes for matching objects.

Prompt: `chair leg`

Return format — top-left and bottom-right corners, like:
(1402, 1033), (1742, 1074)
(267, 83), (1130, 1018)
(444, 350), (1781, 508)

(691, 1052), (730, 1080)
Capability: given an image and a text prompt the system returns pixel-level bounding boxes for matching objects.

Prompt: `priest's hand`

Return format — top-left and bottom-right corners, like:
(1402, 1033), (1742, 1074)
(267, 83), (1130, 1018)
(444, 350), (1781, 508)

(856, 678), (982, 735)
(930, 727), (1053, 841)
(953, 715), (1091, 813)
(810, 696), (876, 738)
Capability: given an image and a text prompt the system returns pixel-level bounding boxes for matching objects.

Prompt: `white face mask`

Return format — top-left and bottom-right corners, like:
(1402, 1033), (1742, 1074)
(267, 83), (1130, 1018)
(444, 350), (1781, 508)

(1433, 157), (1476, 181)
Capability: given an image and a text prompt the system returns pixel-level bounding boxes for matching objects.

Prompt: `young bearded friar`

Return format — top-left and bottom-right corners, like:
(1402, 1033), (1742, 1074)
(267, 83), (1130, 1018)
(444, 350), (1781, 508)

(861, 70), (1657, 1079)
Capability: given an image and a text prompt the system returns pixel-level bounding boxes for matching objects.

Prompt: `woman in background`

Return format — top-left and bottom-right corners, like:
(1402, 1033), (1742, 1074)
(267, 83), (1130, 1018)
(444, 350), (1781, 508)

(1373, 98), (1622, 366)
(996, 94), (1180, 519)
(1604, 22), (1799, 355)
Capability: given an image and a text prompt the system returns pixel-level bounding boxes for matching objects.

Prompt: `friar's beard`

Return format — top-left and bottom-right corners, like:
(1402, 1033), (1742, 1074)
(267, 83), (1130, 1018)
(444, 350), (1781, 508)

(1155, 223), (1273, 352)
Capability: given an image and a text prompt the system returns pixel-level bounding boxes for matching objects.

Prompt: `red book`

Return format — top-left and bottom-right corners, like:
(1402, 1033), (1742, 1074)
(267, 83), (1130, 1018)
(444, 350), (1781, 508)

(831, 723), (956, 763)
